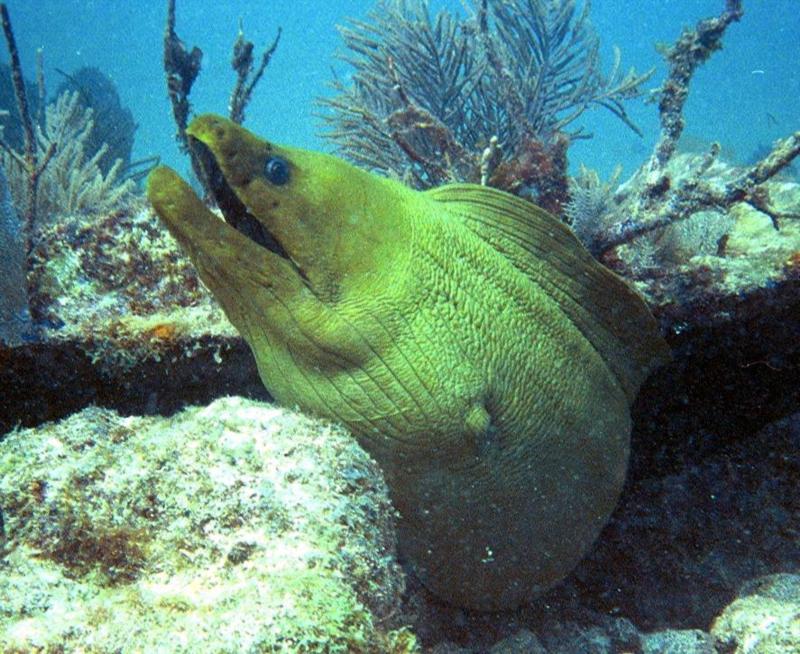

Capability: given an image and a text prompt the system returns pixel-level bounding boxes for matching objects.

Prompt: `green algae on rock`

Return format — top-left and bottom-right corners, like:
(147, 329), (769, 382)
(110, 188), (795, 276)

(0, 397), (414, 653)
(147, 114), (668, 611)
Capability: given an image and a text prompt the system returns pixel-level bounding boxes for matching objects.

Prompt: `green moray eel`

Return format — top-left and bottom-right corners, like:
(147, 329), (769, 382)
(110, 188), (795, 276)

(147, 114), (669, 611)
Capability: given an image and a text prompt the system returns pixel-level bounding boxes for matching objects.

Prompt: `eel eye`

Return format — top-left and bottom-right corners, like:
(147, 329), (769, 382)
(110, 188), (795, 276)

(265, 156), (290, 185)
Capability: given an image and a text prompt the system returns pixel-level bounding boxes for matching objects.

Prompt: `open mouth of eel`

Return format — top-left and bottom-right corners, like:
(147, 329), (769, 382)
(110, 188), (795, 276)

(189, 137), (312, 288)
(189, 137), (292, 261)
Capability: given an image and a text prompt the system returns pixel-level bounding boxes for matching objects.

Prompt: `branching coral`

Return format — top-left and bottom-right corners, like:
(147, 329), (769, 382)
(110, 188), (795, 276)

(1, 90), (134, 222)
(162, 0), (281, 185)
(1, 4), (135, 230)
(320, 0), (651, 213)
(573, 0), (800, 258)
(477, 0), (648, 140)
(54, 66), (138, 177)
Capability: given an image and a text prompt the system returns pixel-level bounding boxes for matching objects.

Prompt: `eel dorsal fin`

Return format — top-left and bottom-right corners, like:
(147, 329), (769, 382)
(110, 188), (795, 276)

(426, 183), (670, 402)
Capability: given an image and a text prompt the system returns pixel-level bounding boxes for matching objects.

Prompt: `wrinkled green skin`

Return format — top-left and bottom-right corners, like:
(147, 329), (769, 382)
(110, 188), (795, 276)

(148, 115), (665, 611)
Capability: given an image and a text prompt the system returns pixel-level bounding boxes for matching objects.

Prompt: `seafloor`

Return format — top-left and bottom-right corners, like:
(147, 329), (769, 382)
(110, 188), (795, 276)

(1, 156), (799, 652)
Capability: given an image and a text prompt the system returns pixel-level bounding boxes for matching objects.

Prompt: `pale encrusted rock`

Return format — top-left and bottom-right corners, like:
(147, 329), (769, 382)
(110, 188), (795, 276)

(641, 629), (716, 654)
(0, 396), (412, 653)
(711, 574), (800, 654)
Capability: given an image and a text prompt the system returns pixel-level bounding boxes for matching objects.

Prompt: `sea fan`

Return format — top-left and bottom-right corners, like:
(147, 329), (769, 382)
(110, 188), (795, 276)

(320, 0), (652, 194)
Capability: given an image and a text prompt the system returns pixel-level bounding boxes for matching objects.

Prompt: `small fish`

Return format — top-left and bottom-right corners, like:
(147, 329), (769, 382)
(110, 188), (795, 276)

(147, 115), (669, 611)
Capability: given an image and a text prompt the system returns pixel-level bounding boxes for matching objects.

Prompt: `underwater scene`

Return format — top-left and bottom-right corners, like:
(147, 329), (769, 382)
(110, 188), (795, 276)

(0, 0), (798, 652)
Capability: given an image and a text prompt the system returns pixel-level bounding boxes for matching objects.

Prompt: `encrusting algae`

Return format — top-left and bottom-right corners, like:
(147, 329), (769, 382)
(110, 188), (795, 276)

(147, 114), (669, 611)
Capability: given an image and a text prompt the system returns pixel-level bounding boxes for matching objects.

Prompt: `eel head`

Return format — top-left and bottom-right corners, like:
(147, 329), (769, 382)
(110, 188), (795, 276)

(148, 114), (409, 307)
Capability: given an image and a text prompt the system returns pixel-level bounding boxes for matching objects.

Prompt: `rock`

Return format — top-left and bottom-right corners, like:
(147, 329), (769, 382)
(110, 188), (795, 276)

(711, 574), (800, 654)
(0, 397), (414, 653)
(538, 622), (614, 654)
(0, 200), (266, 434)
(609, 159), (800, 481)
(489, 629), (547, 654)
(641, 629), (716, 654)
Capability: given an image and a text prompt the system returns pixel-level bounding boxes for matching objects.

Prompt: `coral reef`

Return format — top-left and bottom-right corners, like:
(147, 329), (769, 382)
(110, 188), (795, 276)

(54, 66), (137, 176)
(568, 151), (800, 286)
(1, 90), (135, 221)
(0, 2), (135, 261)
(11, 175), (795, 647)
(0, 0), (798, 650)
(590, 129), (800, 258)
(0, 196), (266, 434)
(601, 155), (800, 331)
(320, 0), (651, 213)
(573, 0), (800, 258)
(0, 397), (415, 653)
(26, 196), (210, 334)
(0, 153), (796, 653)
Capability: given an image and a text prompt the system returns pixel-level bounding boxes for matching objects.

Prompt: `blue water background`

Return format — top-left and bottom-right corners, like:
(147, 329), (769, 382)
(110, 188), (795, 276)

(2, 0), (798, 182)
